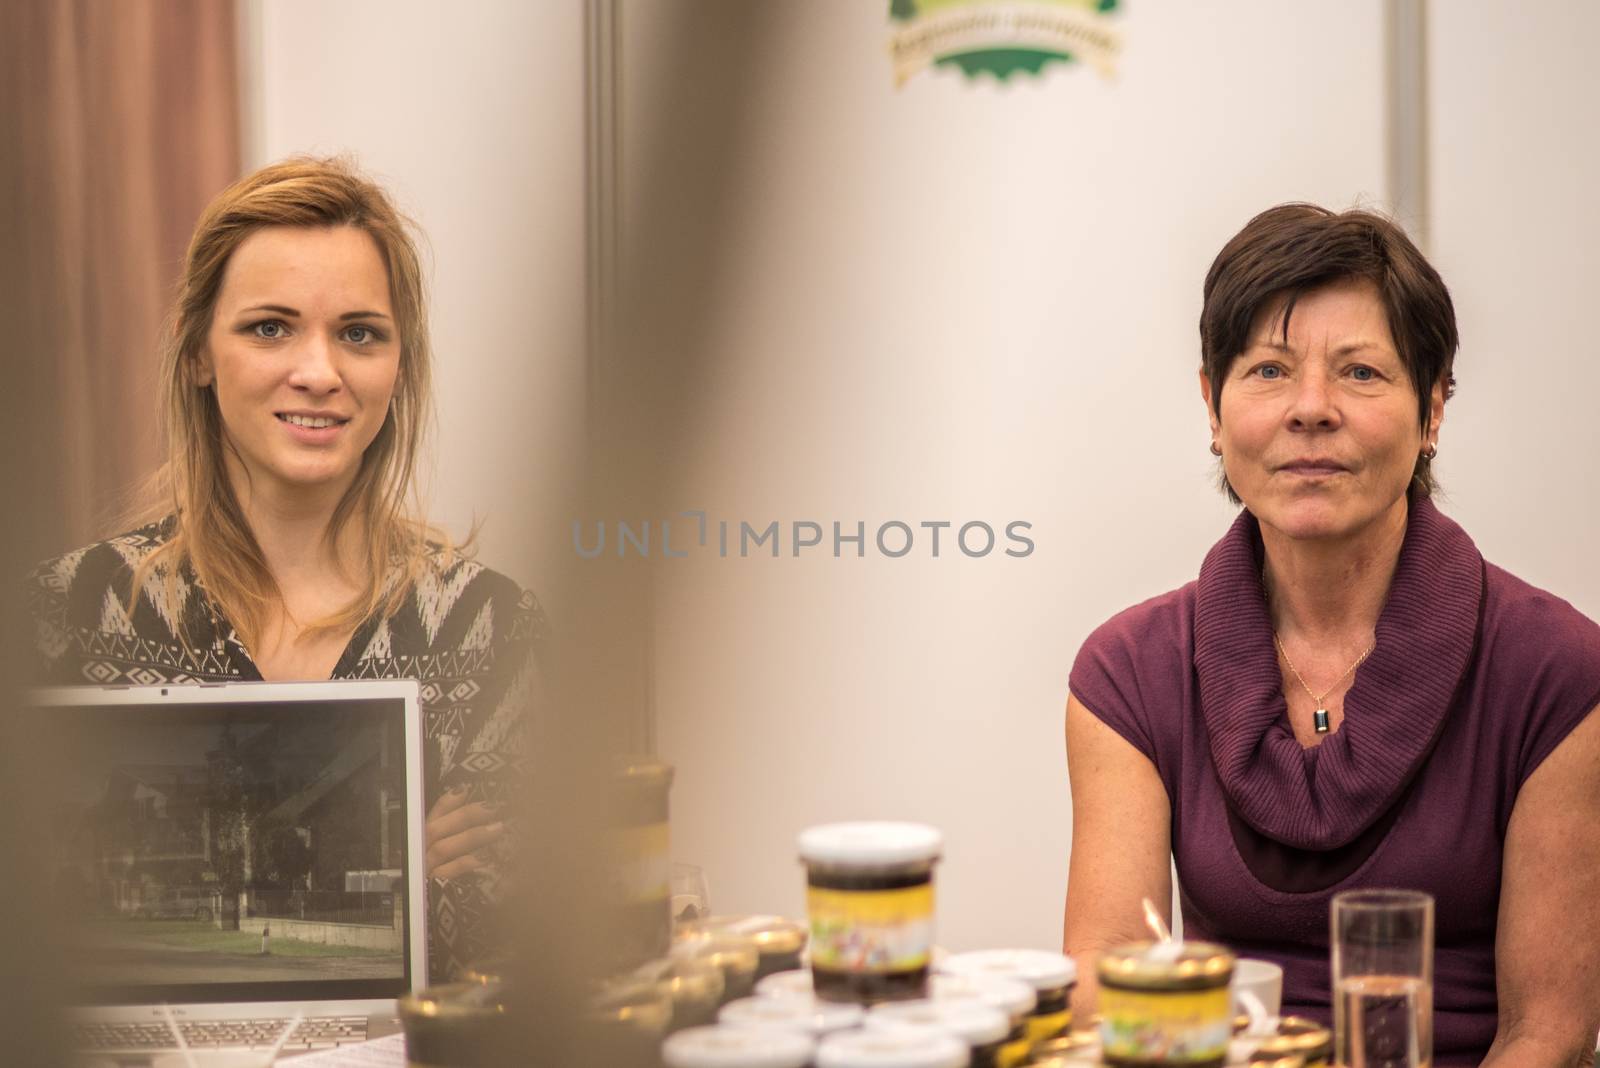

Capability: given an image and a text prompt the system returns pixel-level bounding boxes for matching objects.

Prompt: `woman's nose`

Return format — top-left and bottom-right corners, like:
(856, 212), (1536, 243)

(286, 333), (341, 392)
(1286, 370), (1338, 429)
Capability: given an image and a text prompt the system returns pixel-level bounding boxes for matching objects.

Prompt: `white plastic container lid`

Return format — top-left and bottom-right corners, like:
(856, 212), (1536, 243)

(938, 949), (1077, 992)
(719, 994), (866, 1036)
(817, 1024), (970, 1068)
(754, 968), (814, 999)
(662, 1024), (816, 1068)
(868, 999), (1010, 1046)
(797, 822), (943, 868)
(927, 972), (1037, 1018)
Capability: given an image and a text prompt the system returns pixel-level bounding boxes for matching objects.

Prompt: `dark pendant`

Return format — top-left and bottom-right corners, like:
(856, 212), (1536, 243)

(1313, 707), (1330, 734)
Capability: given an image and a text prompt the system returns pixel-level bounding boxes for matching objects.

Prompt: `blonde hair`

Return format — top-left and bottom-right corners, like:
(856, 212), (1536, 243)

(131, 156), (456, 651)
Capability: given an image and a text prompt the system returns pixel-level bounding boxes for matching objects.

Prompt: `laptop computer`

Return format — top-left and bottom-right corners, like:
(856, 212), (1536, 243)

(30, 680), (426, 1062)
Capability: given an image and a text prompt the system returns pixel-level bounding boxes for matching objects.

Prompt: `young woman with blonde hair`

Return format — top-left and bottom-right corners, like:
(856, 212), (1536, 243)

(28, 157), (540, 981)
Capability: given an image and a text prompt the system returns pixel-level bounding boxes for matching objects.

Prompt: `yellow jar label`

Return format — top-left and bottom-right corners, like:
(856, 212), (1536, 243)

(1099, 985), (1230, 1064)
(1025, 1008), (1072, 1043)
(806, 884), (933, 973)
(995, 1037), (1032, 1068)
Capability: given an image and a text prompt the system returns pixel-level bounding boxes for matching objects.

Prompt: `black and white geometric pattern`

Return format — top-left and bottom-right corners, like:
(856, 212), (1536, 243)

(28, 519), (545, 981)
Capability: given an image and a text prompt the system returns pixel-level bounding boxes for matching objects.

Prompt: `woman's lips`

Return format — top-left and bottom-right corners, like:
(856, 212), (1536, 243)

(276, 413), (348, 445)
(1279, 461), (1347, 476)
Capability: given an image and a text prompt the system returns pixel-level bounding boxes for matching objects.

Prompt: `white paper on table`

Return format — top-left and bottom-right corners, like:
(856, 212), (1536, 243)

(277, 1032), (407, 1066)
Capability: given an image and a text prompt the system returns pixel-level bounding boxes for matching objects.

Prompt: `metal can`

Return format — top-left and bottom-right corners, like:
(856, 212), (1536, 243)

(939, 949), (1077, 1045)
(1097, 941), (1234, 1068)
(799, 822), (943, 1004)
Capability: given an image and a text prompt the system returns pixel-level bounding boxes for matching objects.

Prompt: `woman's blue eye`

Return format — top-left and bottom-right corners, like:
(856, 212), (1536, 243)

(1258, 365), (1283, 380)
(345, 325), (371, 344)
(1351, 365), (1375, 381)
(253, 320), (286, 339)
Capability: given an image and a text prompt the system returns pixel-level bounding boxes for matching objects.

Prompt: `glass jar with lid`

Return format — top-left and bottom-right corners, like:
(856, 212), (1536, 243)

(799, 822), (943, 1005)
(926, 972), (1036, 1067)
(938, 950), (1076, 1044)
(1097, 941), (1234, 1068)
(662, 1024), (816, 1068)
(719, 992), (866, 1037)
(869, 998), (1011, 1068)
(817, 1023), (971, 1068)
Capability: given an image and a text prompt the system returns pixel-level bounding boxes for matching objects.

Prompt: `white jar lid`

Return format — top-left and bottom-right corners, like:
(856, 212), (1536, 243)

(927, 972), (1037, 1017)
(817, 1024), (970, 1068)
(938, 949), (1077, 992)
(868, 999), (1010, 1046)
(720, 994), (865, 1036)
(798, 822), (943, 867)
(662, 1024), (816, 1068)
(754, 969), (814, 999)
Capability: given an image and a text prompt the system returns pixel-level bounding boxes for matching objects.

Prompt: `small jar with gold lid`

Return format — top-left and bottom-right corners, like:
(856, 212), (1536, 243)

(634, 953), (728, 1031)
(588, 972), (675, 1064)
(1246, 1017), (1330, 1068)
(398, 982), (509, 1068)
(680, 914), (809, 981)
(673, 932), (761, 1005)
(1097, 941), (1234, 1068)
(1028, 1028), (1100, 1065)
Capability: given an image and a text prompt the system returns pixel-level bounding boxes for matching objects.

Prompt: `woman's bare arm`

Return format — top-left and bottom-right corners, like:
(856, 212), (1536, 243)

(1063, 693), (1174, 1021)
(1483, 705), (1600, 1068)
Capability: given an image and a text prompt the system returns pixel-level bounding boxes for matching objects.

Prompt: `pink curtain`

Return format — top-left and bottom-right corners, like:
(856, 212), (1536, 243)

(3, 0), (240, 549)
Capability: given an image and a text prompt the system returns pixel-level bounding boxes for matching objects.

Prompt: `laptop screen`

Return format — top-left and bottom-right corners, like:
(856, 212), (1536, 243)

(39, 695), (415, 1005)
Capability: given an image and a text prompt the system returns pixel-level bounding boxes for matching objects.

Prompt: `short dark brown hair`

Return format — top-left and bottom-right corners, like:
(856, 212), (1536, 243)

(1199, 203), (1458, 501)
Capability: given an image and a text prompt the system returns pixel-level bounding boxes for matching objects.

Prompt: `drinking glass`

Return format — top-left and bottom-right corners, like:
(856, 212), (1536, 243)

(670, 862), (710, 927)
(1331, 889), (1434, 1068)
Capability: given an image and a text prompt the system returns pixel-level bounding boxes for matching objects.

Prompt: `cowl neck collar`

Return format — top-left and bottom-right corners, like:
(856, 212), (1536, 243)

(1194, 496), (1483, 850)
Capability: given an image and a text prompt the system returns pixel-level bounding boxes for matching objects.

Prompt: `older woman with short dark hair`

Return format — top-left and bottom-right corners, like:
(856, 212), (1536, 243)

(1063, 204), (1600, 1066)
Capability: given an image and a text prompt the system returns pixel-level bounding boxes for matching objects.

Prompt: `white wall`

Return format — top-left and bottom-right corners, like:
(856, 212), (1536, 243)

(638, 0), (1392, 952)
(246, 0), (588, 595)
(1427, 2), (1600, 617)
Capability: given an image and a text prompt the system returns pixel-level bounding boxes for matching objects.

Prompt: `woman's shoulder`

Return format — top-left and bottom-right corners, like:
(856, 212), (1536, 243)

(1068, 582), (1198, 758)
(1478, 562), (1600, 782)
(1076, 582), (1199, 668)
(401, 546), (548, 653)
(27, 520), (177, 617)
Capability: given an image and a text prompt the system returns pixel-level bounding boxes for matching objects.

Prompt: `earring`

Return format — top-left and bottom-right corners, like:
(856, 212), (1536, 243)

(1422, 444), (1437, 460)
(1209, 441), (1223, 457)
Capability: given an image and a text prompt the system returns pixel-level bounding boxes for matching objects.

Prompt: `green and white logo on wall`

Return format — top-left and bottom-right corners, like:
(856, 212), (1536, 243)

(889, 0), (1122, 86)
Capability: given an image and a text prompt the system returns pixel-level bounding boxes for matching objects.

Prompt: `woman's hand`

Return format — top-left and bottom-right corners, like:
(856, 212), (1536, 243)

(425, 786), (506, 880)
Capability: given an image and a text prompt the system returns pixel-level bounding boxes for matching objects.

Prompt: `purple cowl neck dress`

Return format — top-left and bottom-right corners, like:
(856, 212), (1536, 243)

(1069, 497), (1600, 1066)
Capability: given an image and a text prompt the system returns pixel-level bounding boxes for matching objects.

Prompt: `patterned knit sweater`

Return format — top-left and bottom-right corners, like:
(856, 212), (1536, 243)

(27, 519), (545, 982)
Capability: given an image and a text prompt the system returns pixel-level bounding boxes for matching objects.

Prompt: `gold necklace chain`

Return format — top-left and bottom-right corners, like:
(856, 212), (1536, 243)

(1273, 632), (1376, 734)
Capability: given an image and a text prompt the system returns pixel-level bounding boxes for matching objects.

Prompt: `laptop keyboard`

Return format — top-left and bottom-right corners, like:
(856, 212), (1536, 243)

(76, 1015), (370, 1052)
